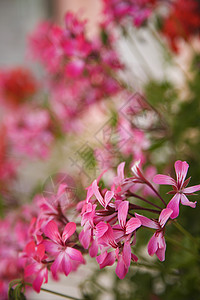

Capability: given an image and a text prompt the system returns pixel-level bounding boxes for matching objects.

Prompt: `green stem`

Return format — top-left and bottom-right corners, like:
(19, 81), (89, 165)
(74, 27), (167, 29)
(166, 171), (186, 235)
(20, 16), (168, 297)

(24, 282), (83, 300)
(132, 261), (160, 270)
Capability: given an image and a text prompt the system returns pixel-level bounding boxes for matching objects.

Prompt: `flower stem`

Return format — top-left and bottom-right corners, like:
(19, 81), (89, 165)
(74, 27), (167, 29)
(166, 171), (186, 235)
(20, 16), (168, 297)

(128, 192), (162, 210)
(24, 282), (83, 300)
(129, 203), (160, 214)
(132, 261), (159, 270)
(146, 182), (167, 206)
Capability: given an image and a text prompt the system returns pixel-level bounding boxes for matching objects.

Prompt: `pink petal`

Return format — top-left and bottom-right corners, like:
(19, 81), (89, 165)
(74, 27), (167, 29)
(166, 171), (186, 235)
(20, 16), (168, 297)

(104, 190), (114, 208)
(66, 247), (85, 263)
(33, 270), (45, 293)
(89, 239), (98, 257)
(42, 239), (58, 255)
(43, 220), (61, 243)
(122, 242), (131, 268)
(50, 252), (64, 277)
(180, 194), (197, 208)
(156, 234), (166, 261)
(79, 229), (91, 249)
(25, 241), (36, 256)
(96, 251), (107, 265)
(92, 180), (105, 207)
(96, 251), (115, 269)
(175, 160), (189, 188)
(156, 246), (166, 262)
(115, 255), (128, 279)
(131, 160), (142, 178)
(167, 193), (180, 219)
(153, 174), (176, 186)
(113, 162), (125, 186)
(118, 201), (129, 229)
(62, 253), (72, 276)
(148, 233), (158, 256)
(135, 213), (159, 229)
(62, 222), (76, 243)
(97, 223), (117, 248)
(36, 244), (45, 261)
(95, 222), (108, 238)
(43, 267), (48, 284)
(159, 208), (173, 228)
(118, 162), (125, 181)
(25, 263), (38, 277)
(125, 217), (141, 234)
(85, 185), (94, 203)
(183, 184), (200, 194)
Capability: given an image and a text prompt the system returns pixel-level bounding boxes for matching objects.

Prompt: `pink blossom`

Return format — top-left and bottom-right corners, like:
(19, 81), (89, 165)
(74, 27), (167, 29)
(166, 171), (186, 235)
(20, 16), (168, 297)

(24, 241), (48, 293)
(96, 221), (139, 279)
(135, 208), (173, 261)
(102, 0), (157, 28)
(28, 13), (122, 133)
(43, 220), (85, 278)
(153, 160), (200, 218)
(6, 107), (53, 159)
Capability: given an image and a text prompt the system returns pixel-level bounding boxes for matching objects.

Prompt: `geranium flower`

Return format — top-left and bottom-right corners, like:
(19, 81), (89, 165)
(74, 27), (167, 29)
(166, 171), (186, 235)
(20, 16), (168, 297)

(153, 160), (200, 218)
(43, 220), (85, 278)
(135, 208), (173, 261)
(24, 241), (48, 293)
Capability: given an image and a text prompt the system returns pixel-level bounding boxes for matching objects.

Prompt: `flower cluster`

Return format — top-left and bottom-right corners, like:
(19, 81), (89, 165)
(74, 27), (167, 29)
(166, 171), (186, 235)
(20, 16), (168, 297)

(0, 67), (55, 163)
(5, 106), (54, 159)
(102, 0), (158, 28)
(78, 160), (199, 279)
(0, 204), (37, 298)
(21, 181), (85, 293)
(29, 13), (123, 132)
(1, 159), (199, 297)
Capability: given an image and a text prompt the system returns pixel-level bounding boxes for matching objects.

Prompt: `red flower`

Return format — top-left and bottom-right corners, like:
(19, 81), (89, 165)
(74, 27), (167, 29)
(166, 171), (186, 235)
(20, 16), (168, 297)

(161, 0), (200, 52)
(0, 68), (37, 106)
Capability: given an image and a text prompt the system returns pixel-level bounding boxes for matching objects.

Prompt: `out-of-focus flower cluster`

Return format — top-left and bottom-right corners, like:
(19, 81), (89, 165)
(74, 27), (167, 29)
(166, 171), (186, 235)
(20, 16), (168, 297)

(29, 12), (123, 132)
(102, 0), (158, 27)
(0, 203), (38, 298)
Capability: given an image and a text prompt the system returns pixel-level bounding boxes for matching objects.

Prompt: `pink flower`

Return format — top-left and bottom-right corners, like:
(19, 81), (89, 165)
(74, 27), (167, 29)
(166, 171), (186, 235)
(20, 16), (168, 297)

(96, 221), (139, 279)
(135, 208), (173, 261)
(43, 220), (85, 278)
(6, 107), (53, 159)
(24, 241), (48, 293)
(102, 0), (157, 28)
(153, 160), (200, 218)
